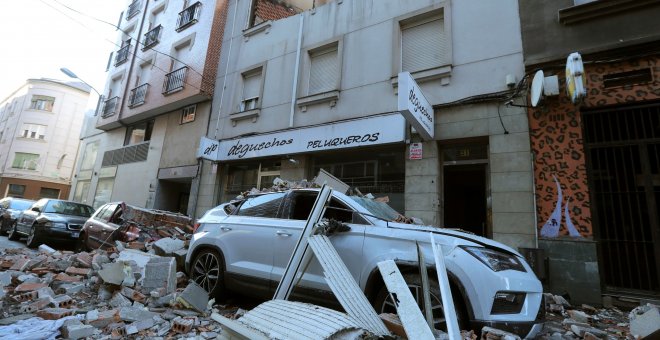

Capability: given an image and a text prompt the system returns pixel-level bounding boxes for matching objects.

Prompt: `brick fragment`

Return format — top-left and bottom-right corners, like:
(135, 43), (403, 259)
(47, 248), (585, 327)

(74, 253), (93, 268)
(172, 317), (195, 334)
(120, 286), (146, 303)
(36, 307), (75, 320)
(61, 322), (95, 340)
(65, 266), (92, 277)
(87, 309), (119, 328)
(15, 282), (47, 292)
(54, 272), (82, 283)
(30, 267), (51, 275)
(19, 298), (51, 313)
(12, 290), (38, 302)
(9, 258), (30, 271)
(50, 295), (75, 309)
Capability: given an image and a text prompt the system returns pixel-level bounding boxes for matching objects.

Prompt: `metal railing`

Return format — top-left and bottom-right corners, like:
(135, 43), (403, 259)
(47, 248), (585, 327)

(128, 83), (149, 107)
(143, 25), (162, 50)
(115, 43), (131, 66)
(101, 96), (120, 118)
(176, 1), (201, 31)
(163, 66), (188, 94)
(126, 0), (141, 20)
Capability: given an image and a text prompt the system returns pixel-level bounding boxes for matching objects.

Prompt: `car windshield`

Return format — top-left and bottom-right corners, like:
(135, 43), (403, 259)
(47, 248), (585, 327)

(44, 201), (94, 217)
(348, 196), (400, 221)
(9, 200), (33, 210)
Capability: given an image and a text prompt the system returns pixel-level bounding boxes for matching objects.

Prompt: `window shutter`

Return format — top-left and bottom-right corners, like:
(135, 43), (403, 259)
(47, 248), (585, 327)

(402, 18), (448, 72)
(243, 72), (261, 100)
(309, 48), (338, 94)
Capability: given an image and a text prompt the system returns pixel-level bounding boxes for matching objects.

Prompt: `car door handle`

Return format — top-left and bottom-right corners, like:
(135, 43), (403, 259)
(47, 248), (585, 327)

(220, 227), (232, 232)
(276, 230), (291, 237)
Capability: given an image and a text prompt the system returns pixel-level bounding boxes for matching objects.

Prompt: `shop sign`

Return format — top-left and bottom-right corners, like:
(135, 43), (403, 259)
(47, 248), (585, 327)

(216, 114), (405, 161)
(409, 143), (423, 160)
(397, 71), (434, 140)
(197, 136), (220, 161)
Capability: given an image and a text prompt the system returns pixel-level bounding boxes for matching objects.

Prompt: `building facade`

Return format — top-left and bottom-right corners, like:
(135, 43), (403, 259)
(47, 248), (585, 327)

(70, 0), (229, 212)
(0, 78), (90, 200)
(197, 0), (537, 253)
(519, 0), (660, 304)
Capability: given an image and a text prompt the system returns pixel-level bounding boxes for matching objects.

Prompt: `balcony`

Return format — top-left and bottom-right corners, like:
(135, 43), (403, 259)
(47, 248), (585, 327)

(143, 25), (162, 50)
(126, 0), (141, 20)
(128, 83), (149, 107)
(115, 42), (131, 66)
(101, 96), (120, 118)
(176, 1), (201, 32)
(163, 67), (188, 94)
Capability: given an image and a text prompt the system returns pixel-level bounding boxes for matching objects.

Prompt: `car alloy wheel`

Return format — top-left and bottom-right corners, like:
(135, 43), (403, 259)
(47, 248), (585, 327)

(26, 224), (40, 248)
(7, 221), (20, 241)
(191, 250), (222, 296)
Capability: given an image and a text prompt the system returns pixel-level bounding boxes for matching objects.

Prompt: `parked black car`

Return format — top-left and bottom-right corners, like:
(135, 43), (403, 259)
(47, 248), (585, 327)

(0, 197), (35, 235)
(8, 198), (94, 248)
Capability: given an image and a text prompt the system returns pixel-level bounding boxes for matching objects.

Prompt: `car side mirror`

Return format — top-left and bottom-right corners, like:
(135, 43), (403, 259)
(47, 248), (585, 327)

(31, 207), (41, 213)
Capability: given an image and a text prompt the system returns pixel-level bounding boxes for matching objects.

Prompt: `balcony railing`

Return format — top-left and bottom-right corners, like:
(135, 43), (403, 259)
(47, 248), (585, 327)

(163, 66), (188, 94)
(115, 42), (131, 66)
(126, 0), (141, 20)
(176, 2), (201, 31)
(102, 96), (120, 118)
(143, 25), (162, 50)
(129, 83), (149, 107)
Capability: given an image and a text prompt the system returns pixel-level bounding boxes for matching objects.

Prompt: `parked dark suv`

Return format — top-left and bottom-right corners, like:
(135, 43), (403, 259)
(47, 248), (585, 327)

(0, 197), (35, 235)
(8, 198), (94, 248)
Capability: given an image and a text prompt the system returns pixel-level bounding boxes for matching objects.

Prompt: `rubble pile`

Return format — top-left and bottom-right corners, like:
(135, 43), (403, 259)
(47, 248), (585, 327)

(536, 293), (659, 340)
(0, 243), (238, 339)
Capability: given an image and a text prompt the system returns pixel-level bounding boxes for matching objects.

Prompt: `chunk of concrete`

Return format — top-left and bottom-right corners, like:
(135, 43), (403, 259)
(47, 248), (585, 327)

(119, 306), (157, 322)
(153, 237), (185, 256)
(143, 257), (177, 294)
(176, 281), (209, 313)
(567, 309), (590, 323)
(630, 305), (660, 338)
(61, 319), (95, 340)
(110, 292), (133, 308)
(125, 317), (155, 335)
(99, 261), (134, 286)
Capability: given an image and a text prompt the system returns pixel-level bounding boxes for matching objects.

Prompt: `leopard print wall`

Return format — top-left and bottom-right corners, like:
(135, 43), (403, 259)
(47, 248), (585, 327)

(528, 55), (660, 239)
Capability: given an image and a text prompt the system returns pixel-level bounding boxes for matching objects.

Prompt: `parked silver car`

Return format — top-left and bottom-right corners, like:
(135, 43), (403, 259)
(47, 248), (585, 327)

(186, 189), (544, 337)
(0, 197), (34, 235)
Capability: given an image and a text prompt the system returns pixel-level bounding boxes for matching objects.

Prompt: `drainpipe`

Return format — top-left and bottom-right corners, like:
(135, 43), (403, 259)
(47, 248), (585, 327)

(117, 0), (149, 124)
(531, 153), (538, 248)
(289, 13), (304, 127)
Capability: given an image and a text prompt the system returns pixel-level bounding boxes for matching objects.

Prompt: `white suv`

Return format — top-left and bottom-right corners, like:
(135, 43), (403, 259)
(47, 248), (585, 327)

(185, 189), (544, 337)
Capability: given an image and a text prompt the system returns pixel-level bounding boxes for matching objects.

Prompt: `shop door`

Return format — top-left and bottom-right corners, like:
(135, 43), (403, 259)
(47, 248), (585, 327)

(583, 103), (660, 295)
(443, 164), (488, 237)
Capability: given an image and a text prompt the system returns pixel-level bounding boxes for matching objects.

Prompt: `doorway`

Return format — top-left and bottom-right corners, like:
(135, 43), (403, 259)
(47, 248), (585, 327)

(444, 164), (488, 237)
(155, 179), (191, 215)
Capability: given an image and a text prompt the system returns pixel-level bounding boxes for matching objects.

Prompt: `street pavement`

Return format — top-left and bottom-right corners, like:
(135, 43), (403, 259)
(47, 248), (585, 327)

(0, 235), (25, 251)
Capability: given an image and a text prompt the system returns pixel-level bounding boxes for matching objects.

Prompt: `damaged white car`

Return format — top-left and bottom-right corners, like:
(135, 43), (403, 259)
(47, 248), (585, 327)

(185, 189), (544, 337)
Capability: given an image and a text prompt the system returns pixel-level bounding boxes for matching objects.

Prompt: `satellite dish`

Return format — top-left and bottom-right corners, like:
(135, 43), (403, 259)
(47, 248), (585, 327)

(530, 70), (545, 107)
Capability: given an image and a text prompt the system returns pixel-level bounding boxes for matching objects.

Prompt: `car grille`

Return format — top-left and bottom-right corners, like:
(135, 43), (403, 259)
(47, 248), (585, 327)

(67, 224), (83, 231)
(490, 291), (525, 314)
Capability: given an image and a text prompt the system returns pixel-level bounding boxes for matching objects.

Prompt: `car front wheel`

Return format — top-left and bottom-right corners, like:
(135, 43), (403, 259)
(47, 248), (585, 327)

(373, 273), (466, 332)
(190, 249), (225, 300)
(26, 224), (41, 248)
(7, 221), (20, 241)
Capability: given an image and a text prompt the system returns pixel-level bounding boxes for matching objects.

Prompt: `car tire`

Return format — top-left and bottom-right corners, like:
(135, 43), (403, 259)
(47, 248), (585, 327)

(75, 233), (89, 252)
(7, 221), (20, 241)
(0, 218), (6, 235)
(372, 272), (466, 332)
(190, 249), (225, 300)
(25, 224), (41, 248)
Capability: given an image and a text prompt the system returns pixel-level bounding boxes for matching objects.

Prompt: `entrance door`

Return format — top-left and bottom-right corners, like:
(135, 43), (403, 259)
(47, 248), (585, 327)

(443, 164), (488, 237)
(583, 103), (660, 295)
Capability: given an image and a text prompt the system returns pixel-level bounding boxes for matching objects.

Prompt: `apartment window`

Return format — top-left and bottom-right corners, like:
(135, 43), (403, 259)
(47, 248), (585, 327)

(93, 178), (115, 209)
(7, 184), (26, 198)
(176, 1), (201, 31)
(124, 120), (154, 146)
(401, 13), (449, 73)
(40, 187), (60, 199)
(81, 141), (99, 170)
(240, 69), (262, 112)
(127, 0), (141, 20)
(12, 152), (40, 170)
(30, 95), (55, 111)
(20, 124), (46, 140)
(309, 45), (339, 95)
(181, 105), (196, 124)
(73, 180), (91, 204)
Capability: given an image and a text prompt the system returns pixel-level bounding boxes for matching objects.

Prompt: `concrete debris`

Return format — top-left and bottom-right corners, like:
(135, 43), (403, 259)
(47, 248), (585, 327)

(143, 256), (177, 294)
(629, 304), (660, 338)
(177, 281), (209, 313)
(153, 237), (185, 256)
(480, 326), (521, 340)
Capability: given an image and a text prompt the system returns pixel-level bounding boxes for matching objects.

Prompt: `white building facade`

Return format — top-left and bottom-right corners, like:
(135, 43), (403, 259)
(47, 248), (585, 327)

(0, 78), (89, 200)
(198, 0), (536, 250)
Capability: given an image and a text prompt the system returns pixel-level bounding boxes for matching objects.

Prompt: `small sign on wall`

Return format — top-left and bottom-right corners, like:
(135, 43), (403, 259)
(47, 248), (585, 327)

(409, 143), (422, 160)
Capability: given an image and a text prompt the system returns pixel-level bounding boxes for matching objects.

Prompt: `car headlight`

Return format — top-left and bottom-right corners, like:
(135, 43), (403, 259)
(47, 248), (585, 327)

(44, 221), (67, 229)
(461, 246), (526, 272)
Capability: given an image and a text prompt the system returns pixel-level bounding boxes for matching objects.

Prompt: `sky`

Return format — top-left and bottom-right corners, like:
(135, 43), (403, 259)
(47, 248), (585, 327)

(0, 0), (126, 101)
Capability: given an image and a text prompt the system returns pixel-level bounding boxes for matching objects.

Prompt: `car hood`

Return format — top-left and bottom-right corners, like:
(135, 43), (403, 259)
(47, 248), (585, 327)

(385, 221), (521, 257)
(41, 213), (89, 224)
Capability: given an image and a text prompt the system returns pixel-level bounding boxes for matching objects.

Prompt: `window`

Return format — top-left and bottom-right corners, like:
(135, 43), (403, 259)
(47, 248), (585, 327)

(40, 187), (60, 199)
(20, 124), (46, 140)
(181, 105), (196, 124)
(81, 141), (99, 170)
(30, 95), (55, 111)
(73, 180), (91, 204)
(93, 178), (115, 209)
(176, 1), (201, 31)
(309, 45), (339, 95)
(235, 193), (285, 218)
(12, 152), (40, 170)
(240, 69), (262, 112)
(124, 120), (154, 145)
(7, 184), (26, 198)
(400, 12), (449, 73)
